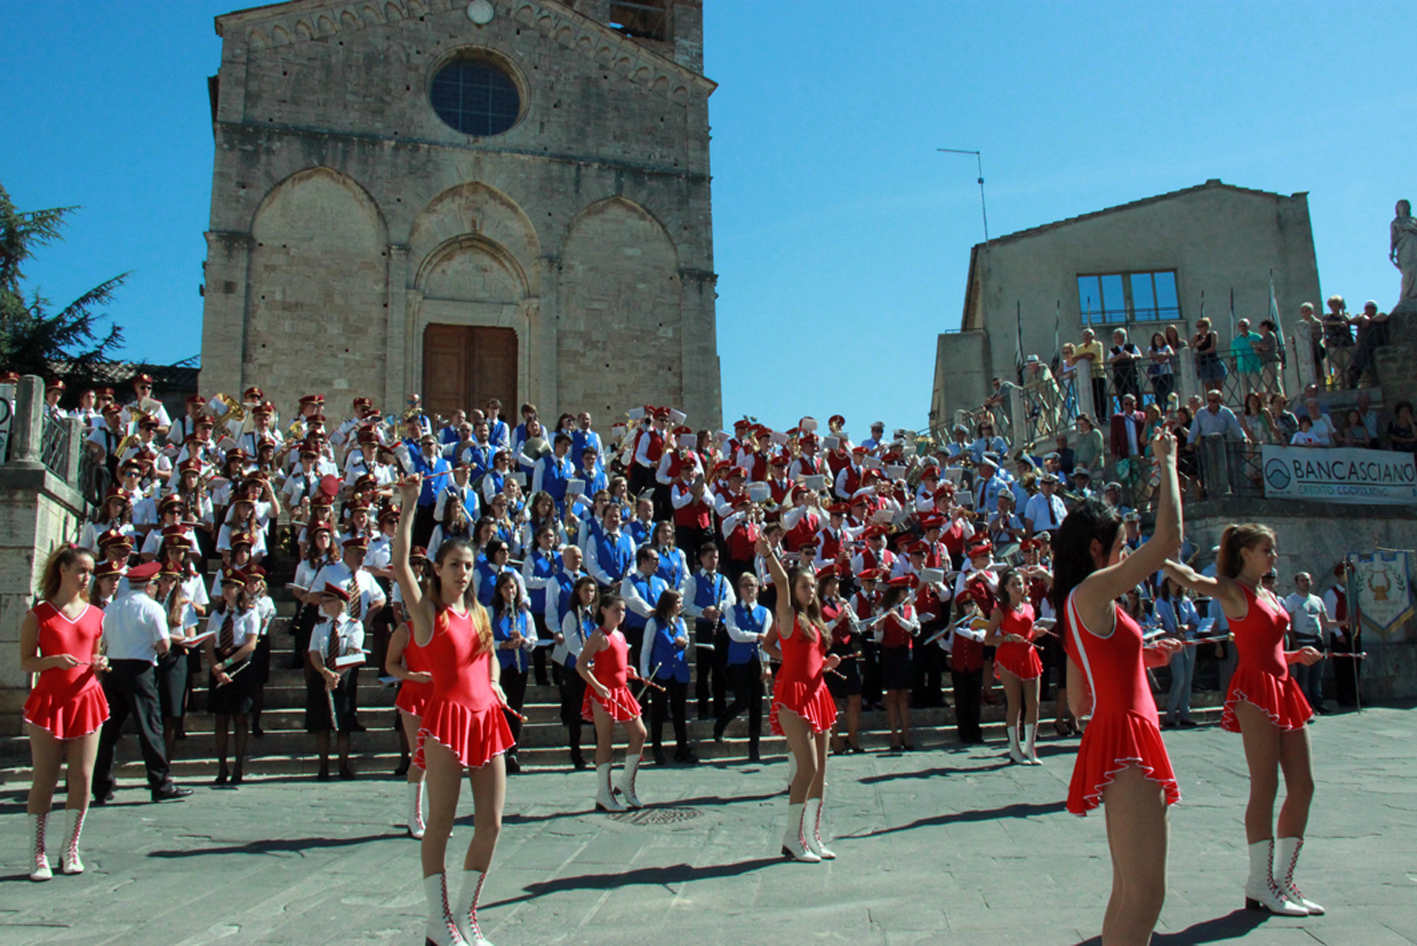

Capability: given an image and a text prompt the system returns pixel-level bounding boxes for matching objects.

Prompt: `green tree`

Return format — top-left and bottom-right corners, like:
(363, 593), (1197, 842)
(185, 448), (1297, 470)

(0, 181), (126, 381)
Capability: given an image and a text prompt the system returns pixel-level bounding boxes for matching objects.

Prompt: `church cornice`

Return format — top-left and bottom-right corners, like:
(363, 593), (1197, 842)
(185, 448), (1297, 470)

(216, 120), (710, 184)
(216, 0), (715, 105)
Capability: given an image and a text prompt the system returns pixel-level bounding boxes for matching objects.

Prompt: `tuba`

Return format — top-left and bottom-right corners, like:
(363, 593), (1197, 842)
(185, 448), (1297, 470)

(206, 393), (247, 425)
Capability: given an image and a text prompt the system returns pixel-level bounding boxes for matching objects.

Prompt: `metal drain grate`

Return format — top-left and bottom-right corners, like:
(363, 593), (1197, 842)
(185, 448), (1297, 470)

(609, 807), (702, 825)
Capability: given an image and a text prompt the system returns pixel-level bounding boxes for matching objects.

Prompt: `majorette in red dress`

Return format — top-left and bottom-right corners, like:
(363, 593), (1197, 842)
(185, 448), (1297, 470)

(1063, 592), (1179, 816)
(23, 602), (109, 739)
(994, 601), (1044, 681)
(1220, 583), (1312, 733)
(394, 620), (433, 718)
(581, 628), (642, 723)
(414, 607), (515, 770)
(770, 618), (838, 735)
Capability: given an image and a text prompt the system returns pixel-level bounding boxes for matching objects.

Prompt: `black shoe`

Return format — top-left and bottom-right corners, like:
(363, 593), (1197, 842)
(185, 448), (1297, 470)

(1178, 719), (1198, 728)
(317, 765), (330, 782)
(505, 754), (521, 774)
(231, 768), (243, 785)
(712, 723), (726, 744)
(348, 720), (367, 733)
(571, 754), (588, 771)
(151, 783), (193, 803)
(251, 724), (264, 738)
(394, 761), (410, 777)
(339, 766), (355, 781)
(748, 745), (761, 763)
(92, 785), (115, 806)
(652, 747), (667, 766)
(213, 769), (229, 786)
(674, 749), (700, 765)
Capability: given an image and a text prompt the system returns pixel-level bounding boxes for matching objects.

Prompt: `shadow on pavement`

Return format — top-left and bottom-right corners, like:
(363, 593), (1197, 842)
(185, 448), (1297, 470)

(840, 800), (1068, 838)
(1074, 908), (1268, 945)
(483, 857), (784, 908)
(857, 760), (1013, 784)
(147, 830), (406, 857)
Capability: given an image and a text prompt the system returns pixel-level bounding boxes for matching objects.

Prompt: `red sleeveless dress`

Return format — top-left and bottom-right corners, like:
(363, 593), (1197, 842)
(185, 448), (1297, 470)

(770, 618), (838, 735)
(24, 602), (109, 739)
(394, 620), (433, 718)
(581, 629), (642, 722)
(1064, 592), (1179, 816)
(414, 606), (515, 770)
(1221, 584), (1312, 733)
(994, 602), (1044, 680)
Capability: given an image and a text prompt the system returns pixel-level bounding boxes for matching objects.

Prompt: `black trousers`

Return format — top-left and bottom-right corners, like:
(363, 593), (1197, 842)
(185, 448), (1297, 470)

(501, 666), (528, 751)
(1331, 631), (1362, 706)
(694, 617), (727, 718)
(914, 622), (947, 707)
(555, 664), (586, 754)
(861, 638), (883, 708)
(94, 659), (172, 793)
(716, 659), (763, 748)
(649, 677), (689, 752)
(951, 667), (984, 743)
(412, 503), (437, 550)
(531, 613), (551, 685)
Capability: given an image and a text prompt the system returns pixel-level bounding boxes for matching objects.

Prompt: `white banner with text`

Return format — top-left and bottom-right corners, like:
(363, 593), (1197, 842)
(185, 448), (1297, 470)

(1261, 445), (1417, 505)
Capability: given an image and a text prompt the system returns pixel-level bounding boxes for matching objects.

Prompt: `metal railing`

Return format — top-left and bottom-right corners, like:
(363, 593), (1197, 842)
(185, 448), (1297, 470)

(40, 413), (71, 478)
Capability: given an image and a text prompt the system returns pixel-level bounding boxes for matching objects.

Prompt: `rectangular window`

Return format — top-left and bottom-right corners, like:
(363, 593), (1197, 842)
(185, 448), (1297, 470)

(1077, 270), (1180, 325)
(608, 1), (669, 41)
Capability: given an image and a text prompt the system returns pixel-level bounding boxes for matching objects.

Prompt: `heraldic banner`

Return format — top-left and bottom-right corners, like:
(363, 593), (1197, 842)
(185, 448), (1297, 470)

(1346, 550), (1414, 639)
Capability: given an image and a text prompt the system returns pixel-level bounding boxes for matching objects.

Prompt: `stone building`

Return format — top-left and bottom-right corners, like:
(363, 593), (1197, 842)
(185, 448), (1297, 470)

(929, 180), (1322, 428)
(199, 0), (722, 427)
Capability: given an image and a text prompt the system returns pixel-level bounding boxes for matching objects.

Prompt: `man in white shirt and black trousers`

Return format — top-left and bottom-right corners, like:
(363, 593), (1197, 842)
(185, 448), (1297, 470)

(91, 561), (193, 805)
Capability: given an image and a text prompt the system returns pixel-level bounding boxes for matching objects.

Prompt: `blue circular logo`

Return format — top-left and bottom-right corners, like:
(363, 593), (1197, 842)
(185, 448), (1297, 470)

(1264, 459), (1291, 491)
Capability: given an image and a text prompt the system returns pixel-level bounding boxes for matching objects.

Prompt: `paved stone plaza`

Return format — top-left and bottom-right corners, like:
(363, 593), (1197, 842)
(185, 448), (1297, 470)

(2, 705), (1414, 946)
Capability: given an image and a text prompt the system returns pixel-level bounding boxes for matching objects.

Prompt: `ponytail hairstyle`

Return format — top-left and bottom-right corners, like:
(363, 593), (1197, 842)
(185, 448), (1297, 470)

(1049, 498), (1123, 619)
(39, 544), (95, 602)
(652, 589), (682, 625)
(1215, 523), (1274, 579)
(492, 571), (520, 621)
(428, 537), (491, 653)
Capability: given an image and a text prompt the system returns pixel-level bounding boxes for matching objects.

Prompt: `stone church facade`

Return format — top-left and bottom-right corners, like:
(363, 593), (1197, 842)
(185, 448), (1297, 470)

(199, 0), (722, 427)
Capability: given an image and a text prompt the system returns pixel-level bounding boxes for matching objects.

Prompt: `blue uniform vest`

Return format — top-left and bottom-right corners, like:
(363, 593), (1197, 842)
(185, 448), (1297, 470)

(593, 530), (635, 586)
(655, 546), (686, 590)
(541, 453), (574, 504)
(551, 569), (578, 628)
(526, 548), (560, 613)
(624, 572), (667, 630)
(492, 610), (531, 672)
(475, 558), (501, 607)
(728, 603), (769, 665)
(626, 519), (654, 548)
(693, 570), (728, 615)
(648, 616), (691, 683)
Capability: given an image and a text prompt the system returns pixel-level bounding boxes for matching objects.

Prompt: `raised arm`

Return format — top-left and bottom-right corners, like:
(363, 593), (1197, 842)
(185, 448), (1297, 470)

(1072, 424), (1183, 634)
(1160, 558), (1246, 618)
(756, 535), (794, 636)
(392, 475), (433, 644)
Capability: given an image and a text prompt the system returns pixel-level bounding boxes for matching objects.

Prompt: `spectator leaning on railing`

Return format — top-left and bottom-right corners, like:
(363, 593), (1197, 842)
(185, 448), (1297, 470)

(1187, 389), (1249, 445)
(1075, 328), (1107, 415)
(1388, 401), (1416, 458)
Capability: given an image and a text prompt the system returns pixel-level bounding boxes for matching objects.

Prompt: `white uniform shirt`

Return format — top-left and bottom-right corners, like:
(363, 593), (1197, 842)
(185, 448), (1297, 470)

(102, 591), (170, 664)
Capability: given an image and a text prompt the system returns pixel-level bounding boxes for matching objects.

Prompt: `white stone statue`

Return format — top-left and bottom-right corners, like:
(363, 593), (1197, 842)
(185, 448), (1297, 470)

(1391, 199), (1417, 309)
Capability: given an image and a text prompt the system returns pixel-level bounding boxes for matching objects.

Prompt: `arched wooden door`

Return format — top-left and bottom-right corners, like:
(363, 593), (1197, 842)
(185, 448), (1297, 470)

(422, 324), (517, 420)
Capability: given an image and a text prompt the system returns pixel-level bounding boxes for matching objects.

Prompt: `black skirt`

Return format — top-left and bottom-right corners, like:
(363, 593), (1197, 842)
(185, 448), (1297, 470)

(249, 636), (272, 686)
(825, 657), (862, 699)
(305, 672), (356, 733)
(880, 646), (915, 691)
(156, 649), (188, 719)
(208, 656), (254, 715)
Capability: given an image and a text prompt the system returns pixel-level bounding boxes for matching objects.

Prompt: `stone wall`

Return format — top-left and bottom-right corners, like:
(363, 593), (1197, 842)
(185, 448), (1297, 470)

(0, 470), (88, 736)
(933, 181), (1322, 423)
(1186, 498), (1417, 701)
(199, 0), (722, 428)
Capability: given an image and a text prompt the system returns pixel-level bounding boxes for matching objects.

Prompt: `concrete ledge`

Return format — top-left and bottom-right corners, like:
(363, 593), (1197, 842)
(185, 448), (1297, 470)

(0, 466), (87, 516)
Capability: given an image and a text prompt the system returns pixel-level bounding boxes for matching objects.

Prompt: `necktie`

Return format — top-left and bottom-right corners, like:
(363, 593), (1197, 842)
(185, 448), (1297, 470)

(219, 613), (234, 651)
(327, 622), (341, 665)
(348, 584), (362, 621)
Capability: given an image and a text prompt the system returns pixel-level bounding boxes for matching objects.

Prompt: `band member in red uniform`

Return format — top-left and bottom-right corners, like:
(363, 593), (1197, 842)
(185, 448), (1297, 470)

(578, 592), (648, 812)
(21, 546), (109, 881)
(1054, 425), (1183, 946)
(876, 575), (921, 752)
(984, 567), (1044, 765)
(393, 474), (514, 946)
(820, 566), (863, 754)
(759, 536), (840, 863)
(1162, 524), (1325, 917)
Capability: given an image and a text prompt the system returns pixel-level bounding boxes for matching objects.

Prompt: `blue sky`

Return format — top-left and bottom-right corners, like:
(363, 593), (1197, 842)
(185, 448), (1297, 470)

(3, 1), (1413, 434)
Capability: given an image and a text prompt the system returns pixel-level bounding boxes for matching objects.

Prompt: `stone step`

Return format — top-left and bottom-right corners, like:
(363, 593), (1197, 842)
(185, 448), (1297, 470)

(0, 702), (1225, 783)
